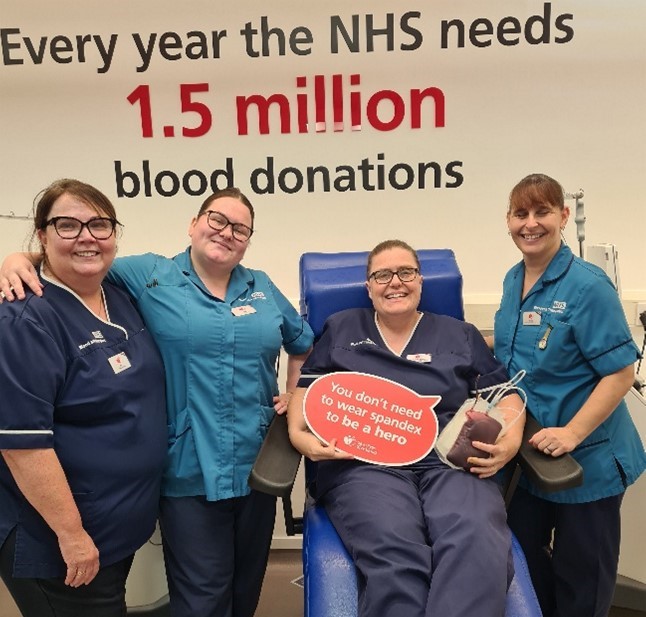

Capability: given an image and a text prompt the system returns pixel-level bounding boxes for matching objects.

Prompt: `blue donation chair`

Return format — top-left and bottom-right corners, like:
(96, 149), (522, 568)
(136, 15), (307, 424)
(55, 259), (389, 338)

(250, 249), (583, 617)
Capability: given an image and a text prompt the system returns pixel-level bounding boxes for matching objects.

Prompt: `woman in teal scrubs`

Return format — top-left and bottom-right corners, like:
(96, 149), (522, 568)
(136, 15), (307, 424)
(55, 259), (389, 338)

(493, 173), (645, 617)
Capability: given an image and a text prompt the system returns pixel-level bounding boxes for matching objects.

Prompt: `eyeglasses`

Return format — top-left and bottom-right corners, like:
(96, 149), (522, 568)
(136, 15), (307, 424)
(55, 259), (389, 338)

(369, 267), (419, 285)
(45, 216), (119, 240)
(203, 210), (254, 241)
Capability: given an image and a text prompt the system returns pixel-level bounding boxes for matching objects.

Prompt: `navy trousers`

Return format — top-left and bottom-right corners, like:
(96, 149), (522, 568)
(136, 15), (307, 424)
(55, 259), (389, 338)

(507, 486), (623, 617)
(0, 527), (134, 617)
(159, 491), (276, 617)
(317, 461), (513, 617)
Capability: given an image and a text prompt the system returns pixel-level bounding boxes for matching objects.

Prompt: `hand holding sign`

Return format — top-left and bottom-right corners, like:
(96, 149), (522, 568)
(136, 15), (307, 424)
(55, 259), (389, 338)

(303, 372), (440, 466)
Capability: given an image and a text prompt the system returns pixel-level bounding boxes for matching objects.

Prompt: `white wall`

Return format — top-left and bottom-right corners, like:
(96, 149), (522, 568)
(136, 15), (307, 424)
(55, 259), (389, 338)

(1, 0), (645, 303)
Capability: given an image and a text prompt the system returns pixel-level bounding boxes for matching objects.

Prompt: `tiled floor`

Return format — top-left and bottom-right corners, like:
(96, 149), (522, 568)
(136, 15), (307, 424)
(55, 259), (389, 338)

(1, 549), (643, 617)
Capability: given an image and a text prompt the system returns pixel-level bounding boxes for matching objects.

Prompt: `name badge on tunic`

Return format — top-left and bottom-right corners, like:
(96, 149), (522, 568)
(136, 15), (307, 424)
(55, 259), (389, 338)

(522, 311), (541, 326)
(406, 353), (432, 363)
(108, 352), (132, 374)
(231, 305), (257, 317)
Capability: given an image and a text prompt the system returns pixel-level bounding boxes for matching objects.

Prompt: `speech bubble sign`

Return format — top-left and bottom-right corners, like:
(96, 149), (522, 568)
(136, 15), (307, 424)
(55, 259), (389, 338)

(303, 371), (441, 466)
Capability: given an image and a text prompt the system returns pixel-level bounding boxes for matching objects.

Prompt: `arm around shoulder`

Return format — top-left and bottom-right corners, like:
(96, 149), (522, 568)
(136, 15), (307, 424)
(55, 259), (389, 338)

(0, 252), (42, 300)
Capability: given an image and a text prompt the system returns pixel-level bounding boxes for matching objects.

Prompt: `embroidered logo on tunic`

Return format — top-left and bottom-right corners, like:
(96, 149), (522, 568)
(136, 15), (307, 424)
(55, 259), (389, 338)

(535, 301), (566, 315)
(238, 291), (267, 302)
(350, 338), (377, 347)
(79, 331), (108, 350)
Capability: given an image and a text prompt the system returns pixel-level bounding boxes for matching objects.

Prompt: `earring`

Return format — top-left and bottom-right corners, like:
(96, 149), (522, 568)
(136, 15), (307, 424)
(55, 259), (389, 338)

(507, 231), (511, 235)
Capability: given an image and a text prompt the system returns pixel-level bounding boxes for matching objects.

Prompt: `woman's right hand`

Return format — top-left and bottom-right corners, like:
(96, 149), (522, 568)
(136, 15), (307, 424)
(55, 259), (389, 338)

(287, 388), (354, 462)
(0, 253), (42, 302)
(58, 527), (101, 587)
(301, 436), (355, 462)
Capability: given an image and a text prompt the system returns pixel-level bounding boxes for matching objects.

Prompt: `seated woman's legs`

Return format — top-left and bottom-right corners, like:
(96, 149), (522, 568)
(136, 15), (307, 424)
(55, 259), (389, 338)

(320, 464), (433, 617)
(419, 466), (512, 617)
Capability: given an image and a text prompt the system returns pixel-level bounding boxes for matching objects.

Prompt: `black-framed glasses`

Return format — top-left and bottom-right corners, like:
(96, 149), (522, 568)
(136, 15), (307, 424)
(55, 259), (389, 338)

(45, 216), (119, 240)
(369, 267), (419, 285)
(203, 210), (254, 241)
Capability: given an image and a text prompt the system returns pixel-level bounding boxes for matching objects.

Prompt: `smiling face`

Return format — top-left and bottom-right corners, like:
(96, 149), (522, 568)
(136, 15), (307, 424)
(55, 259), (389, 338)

(37, 193), (117, 292)
(506, 173), (570, 265)
(366, 246), (422, 320)
(507, 201), (569, 263)
(188, 196), (252, 272)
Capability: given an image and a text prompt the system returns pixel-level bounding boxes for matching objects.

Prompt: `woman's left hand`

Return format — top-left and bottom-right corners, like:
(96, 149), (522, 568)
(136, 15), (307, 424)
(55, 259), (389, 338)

(528, 426), (579, 457)
(467, 438), (518, 479)
(273, 392), (292, 415)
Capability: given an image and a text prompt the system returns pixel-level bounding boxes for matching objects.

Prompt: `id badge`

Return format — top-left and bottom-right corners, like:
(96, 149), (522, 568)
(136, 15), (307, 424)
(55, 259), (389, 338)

(522, 311), (541, 326)
(231, 305), (257, 317)
(108, 352), (131, 374)
(406, 353), (432, 363)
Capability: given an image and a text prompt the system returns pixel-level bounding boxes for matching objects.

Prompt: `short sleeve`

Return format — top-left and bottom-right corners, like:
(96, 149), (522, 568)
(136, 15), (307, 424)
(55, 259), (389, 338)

(106, 254), (158, 300)
(572, 276), (640, 376)
(296, 320), (336, 388)
(465, 322), (511, 392)
(266, 278), (314, 355)
(0, 315), (64, 449)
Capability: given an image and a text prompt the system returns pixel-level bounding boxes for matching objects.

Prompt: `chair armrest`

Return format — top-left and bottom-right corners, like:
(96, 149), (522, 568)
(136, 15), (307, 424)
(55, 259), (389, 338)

(248, 414), (302, 499)
(517, 414), (583, 492)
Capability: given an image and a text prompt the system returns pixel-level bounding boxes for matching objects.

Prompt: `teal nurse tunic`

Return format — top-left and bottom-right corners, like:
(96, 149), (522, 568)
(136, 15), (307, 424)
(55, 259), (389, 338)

(108, 249), (314, 502)
(494, 243), (645, 503)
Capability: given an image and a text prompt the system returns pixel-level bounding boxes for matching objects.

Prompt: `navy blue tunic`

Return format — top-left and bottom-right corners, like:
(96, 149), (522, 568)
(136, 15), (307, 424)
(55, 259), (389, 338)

(0, 277), (167, 578)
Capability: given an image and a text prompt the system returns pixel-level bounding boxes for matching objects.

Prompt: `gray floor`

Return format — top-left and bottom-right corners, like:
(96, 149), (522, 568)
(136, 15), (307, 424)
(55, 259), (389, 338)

(1, 550), (643, 616)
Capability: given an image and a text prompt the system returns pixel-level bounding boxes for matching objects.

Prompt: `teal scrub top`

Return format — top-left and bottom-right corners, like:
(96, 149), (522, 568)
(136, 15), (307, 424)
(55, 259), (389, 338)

(494, 244), (645, 503)
(108, 249), (314, 501)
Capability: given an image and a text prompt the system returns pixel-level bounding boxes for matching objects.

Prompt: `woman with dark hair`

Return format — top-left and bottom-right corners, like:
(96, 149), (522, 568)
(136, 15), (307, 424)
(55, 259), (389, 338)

(0, 179), (167, 616)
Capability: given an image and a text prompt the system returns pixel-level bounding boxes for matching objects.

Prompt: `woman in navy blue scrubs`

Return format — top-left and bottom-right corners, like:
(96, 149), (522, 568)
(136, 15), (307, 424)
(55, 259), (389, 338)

(493, 173), (645, 617)
(0, 179), (167, 616)
(288, 240), (526, 617)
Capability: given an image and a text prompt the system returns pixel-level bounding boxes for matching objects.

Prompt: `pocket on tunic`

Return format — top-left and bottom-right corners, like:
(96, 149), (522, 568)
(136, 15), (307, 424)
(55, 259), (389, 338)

(532, 317), (576, 376)
(166, 408), (200, 482)
(71, 491), (101, 531)
(258, 405), (276, 441)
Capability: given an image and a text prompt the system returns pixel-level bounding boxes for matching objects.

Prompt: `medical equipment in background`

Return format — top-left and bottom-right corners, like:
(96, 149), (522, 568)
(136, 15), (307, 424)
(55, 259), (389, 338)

(564, 190), (620, 289)
(564, 190), (621, 290)
(586, 243), (622, 294)
(565, 190), (585, 258)
(565, 191), (623, 292)
(634, 310), (646, 395)
(567, 187), (644, 395)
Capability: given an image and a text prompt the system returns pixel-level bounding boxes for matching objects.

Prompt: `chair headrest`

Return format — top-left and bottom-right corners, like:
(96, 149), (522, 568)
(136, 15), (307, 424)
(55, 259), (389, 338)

(299, 249), (464, 338)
